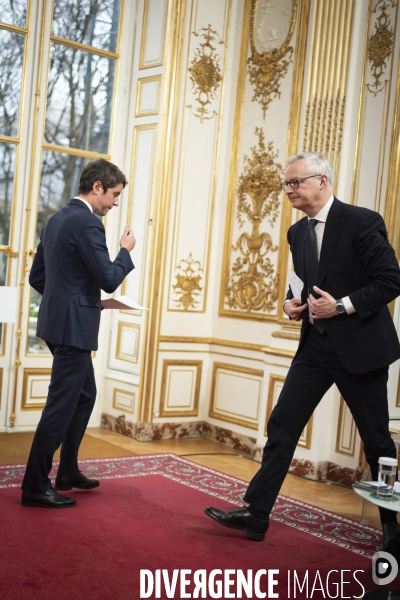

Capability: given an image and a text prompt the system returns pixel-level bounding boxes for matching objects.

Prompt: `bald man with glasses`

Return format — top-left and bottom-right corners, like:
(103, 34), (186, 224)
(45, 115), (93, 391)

(205, 152), (400, 549)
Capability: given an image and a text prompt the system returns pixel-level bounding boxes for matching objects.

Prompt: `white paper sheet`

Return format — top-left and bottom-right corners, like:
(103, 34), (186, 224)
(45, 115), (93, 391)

(101, 295), (149, 311)
(0, 286), (18, 323)
(288, 271), (304, 300)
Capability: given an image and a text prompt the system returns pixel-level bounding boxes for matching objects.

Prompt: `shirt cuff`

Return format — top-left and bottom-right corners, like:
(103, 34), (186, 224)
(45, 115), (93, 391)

(342, 296), (356, 314)
(283, 299), (290, 317)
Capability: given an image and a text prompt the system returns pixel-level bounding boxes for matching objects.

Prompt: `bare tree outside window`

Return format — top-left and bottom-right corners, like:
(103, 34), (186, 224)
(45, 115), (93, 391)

(0, 0), (27, 28)
(37, 0), (121, 239)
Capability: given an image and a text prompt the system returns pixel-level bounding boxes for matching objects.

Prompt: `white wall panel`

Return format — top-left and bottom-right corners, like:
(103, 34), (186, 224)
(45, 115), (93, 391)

(209, 362), (263, 429)
(139, 0), (169, 69)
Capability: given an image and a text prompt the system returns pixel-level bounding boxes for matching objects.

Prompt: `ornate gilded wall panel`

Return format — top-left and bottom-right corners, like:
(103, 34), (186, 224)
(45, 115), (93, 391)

(384, 47), (400, 257)
(166, 0), (232, 313)
(171, 253), (203, 310)
(301, 0), (355, 191)
(224, 130), (281, 313)
(187, 25), (223, 122)
(248, 0), (297, 118)
(219, 0), (299, 321)
(351, 0), (399, 215)
(367, 0), (395, 95)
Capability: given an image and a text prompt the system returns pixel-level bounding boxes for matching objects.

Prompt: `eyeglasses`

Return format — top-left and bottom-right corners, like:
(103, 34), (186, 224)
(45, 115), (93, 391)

(280, 174), (321, 191)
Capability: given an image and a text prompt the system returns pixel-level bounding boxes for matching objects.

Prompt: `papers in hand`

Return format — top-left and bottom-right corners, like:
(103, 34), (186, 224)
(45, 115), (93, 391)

(101, 295), (149, 311)
(288, 271), (304, 300)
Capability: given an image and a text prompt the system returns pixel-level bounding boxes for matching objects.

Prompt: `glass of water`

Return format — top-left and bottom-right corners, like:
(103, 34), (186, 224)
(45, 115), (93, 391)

(377, 457), (398, 499)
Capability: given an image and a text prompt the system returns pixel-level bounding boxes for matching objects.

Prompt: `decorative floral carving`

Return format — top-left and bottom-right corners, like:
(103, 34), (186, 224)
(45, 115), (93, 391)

(248, 47), (294, 119)
(248, 0), (297, 118)
(367, 0), (395, 95)
(172, 254), (203, 310)
(225, 129), (281, 312)
(187, 25), (223, 122)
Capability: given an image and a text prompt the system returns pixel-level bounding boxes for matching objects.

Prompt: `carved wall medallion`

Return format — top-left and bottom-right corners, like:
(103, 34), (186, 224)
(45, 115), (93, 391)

(187, 25), (223, 122)
(367, 0), (395, 95)
(172, 253), (203, 310)
(225, 129), (281, 312)
(248, 0), (297, 118)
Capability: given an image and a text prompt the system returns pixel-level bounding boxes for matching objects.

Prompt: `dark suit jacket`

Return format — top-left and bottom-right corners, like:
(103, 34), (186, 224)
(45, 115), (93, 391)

(30, 199), (134, 351)
(286, 197), (400, 374)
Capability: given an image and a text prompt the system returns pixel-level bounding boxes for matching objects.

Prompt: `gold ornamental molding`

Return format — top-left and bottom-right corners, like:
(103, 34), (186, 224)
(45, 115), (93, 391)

(159, 360), (202, 418)
(248, 0), (297, 118)
(367, 0), (395, 95)
(21, 368), (52, 411)
(187, 24), (223, 123)
(159, 335), (295, 358)
(209, 362), (263, 429)
(171, 253), (203, 310)
(265, 373), (313, 448)
(112, 388), (135, 413)
(224, 129), (281, 314)
(271, 327), (300, 341)
(301, 0), (355, 190)
(335, 396), (357, 457)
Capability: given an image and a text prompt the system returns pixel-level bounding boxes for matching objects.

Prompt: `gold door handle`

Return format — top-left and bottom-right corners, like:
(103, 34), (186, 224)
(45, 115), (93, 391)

(3, 246), (18, 259)
(25, 249), (37, 272)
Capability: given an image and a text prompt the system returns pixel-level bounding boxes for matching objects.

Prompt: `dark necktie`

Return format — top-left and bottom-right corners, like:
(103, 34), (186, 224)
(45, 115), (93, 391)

(304, 219), (324, 333)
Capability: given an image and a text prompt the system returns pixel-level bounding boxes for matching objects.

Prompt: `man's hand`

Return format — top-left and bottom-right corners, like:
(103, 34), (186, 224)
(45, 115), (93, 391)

(308, 286), (338, 319)
(284, 298), (307, 321)
(120, 226), (136, 252)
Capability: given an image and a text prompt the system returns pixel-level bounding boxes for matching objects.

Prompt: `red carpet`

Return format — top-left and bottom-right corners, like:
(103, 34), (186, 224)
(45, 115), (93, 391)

(0, 454), (397, 598)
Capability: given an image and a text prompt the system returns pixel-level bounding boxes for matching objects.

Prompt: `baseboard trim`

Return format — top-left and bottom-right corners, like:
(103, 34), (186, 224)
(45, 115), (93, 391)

(101, 413), (367, 488)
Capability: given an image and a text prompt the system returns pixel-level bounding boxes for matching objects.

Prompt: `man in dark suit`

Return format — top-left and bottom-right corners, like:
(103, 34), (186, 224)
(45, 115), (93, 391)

(205, 152), (400, 545)
(21, 159), (136, 508)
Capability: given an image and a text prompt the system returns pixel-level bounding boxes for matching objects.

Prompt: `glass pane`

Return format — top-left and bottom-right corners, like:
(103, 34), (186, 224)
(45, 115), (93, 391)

(0, 29), (25, 138)
(27, 288), (51, 355)
(0, 0), (27, 28)
(52, 0), (121, 53)
(36, 150), (92, 244)
(0, 251), (7, 285)
(0, 252), (8, 352)
(0, 142), (17, 246)
(45, 43), (115, 154)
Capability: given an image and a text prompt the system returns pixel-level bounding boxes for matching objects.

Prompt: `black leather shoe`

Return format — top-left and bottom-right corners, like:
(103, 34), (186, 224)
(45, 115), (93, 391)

(55, 472), (100, 491)
(204, 506), (269, 541)
(382, 521), (399, 550)
(21, 488), (77, 508)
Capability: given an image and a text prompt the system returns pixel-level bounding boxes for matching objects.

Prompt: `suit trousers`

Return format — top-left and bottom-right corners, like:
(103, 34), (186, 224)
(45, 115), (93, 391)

(244, 325), (397, 522)
(22, 343), (96, 492)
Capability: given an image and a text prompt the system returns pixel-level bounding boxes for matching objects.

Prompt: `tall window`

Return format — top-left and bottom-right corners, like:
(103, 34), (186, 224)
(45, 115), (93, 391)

(0, 0), (29, 351)
(28, 0), (122, 353)
(37, 0), (121, 239)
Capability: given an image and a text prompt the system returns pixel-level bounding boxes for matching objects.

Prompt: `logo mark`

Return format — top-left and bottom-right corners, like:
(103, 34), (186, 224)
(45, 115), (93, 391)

(372, 551), (398, 585)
